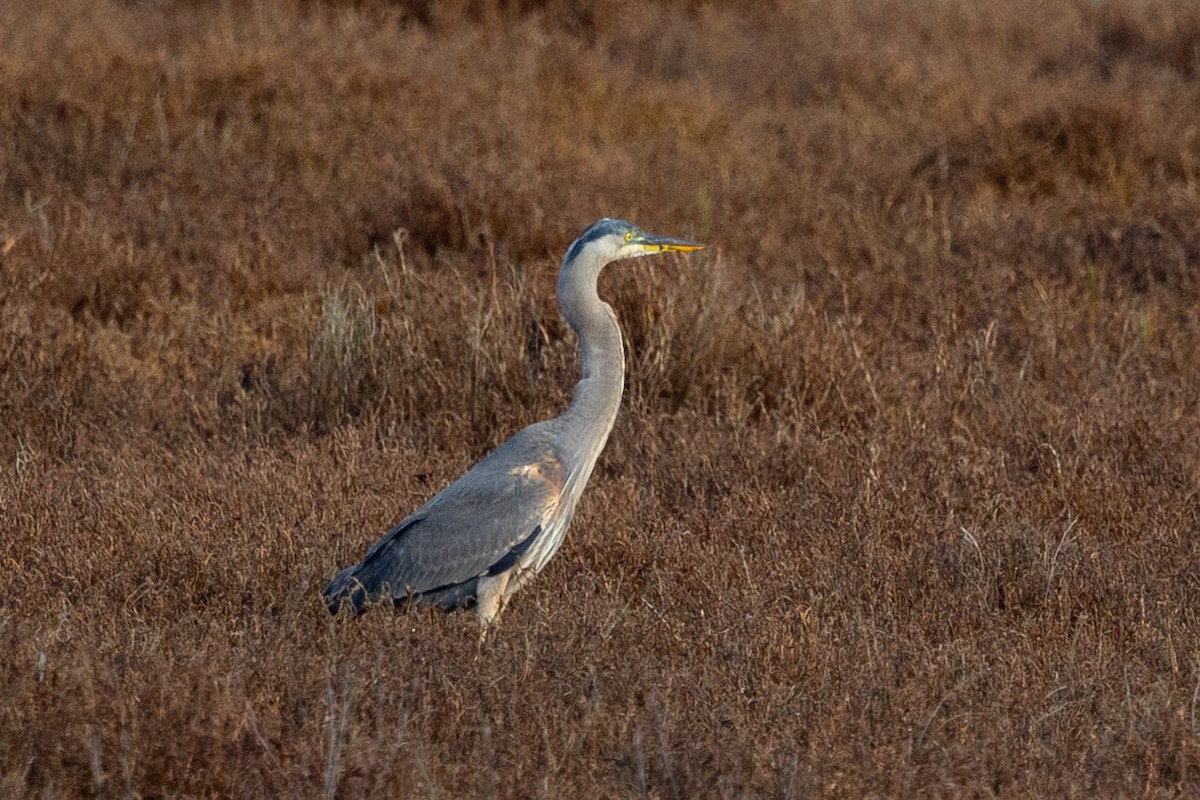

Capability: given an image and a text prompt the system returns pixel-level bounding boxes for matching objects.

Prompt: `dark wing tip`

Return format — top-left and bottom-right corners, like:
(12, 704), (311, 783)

(322, 567), (367, 617)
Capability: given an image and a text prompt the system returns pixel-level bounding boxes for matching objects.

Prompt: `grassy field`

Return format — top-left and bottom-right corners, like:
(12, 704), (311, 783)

(3, 0), (1200, 796)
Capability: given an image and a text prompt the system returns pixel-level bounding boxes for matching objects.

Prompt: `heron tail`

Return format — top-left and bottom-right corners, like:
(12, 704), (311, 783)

(322, 564), (369, 616)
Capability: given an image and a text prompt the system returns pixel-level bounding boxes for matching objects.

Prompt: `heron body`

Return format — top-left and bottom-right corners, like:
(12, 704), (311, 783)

(322, 218), (704, 631)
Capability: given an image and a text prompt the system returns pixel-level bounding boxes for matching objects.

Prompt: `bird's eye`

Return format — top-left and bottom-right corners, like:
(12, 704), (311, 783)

(624, 232), (633, 241)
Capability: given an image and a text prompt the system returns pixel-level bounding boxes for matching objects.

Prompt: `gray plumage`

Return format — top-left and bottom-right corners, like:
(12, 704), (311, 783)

(322, 218), (704, 631)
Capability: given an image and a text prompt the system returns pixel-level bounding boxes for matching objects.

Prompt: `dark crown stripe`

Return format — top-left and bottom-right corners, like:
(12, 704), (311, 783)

(563, 217), (634, 265)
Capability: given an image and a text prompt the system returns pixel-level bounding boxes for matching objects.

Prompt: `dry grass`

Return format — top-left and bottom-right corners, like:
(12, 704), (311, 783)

(2, 0), (1200, 796)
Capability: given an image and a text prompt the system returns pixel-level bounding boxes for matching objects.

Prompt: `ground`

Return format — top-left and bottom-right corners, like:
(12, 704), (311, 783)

(2, 1), (1199, 796)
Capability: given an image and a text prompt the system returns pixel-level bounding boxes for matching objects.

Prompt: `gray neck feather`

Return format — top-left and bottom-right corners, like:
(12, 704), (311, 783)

(556, 250), (625, 484)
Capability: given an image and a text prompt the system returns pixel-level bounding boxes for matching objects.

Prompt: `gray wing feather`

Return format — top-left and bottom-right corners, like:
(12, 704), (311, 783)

(369, 470), (554, 592)
(324, 427), (564, 610)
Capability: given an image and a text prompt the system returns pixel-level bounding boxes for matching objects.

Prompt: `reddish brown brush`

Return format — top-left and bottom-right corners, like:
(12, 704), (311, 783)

(2, 0), (1199, 796)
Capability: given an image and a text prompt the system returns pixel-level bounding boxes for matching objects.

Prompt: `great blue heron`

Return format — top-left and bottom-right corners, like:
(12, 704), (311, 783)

(322, 218), (704, 631)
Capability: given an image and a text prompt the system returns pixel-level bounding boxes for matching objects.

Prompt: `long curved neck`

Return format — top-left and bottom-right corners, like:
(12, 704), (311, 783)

(557, 251), (625, 473)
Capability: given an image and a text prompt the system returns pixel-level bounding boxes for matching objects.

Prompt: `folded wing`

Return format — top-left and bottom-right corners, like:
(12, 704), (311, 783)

(323, 446), (566, 613)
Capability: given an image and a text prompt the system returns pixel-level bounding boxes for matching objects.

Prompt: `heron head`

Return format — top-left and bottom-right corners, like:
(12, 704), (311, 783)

(564, 218), (704, 267)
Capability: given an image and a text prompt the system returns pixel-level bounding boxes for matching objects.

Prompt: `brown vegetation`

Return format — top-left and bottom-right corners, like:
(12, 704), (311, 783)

(3, 0), (1200, 796)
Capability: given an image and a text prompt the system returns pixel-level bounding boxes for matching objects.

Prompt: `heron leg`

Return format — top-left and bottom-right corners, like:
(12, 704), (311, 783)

(475, 570), (511, 641)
